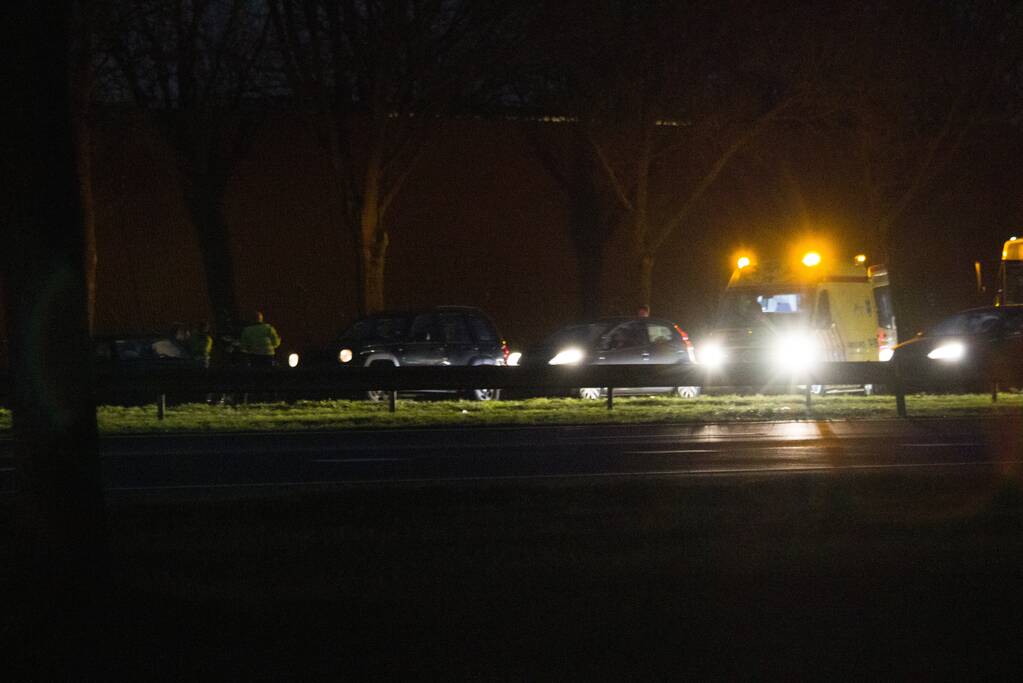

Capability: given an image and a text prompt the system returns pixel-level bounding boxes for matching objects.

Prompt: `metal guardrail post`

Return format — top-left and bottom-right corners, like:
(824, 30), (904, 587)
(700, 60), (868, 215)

(804, 382), (812, 412)
(606, 387), (614, 410)
(157, 393), (166, 420)
(893, 360), (907, 418)
(992, 381), (999, 403)
(388, 390), (397, 413)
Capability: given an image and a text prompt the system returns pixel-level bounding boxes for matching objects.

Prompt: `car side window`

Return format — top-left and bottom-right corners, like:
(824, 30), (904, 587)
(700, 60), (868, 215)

(647, 323), (673, 344)
(152, 339), (186, 358)
(467, 314), (497, 342)
(965, 311), (1001, 335)
(607, 322), (647, 350)
(410, 314), (438, 342)
(440, 314), (471, 344)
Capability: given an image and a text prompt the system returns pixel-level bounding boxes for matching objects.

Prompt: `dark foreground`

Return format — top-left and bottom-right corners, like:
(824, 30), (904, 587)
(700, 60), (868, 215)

(5, 423), (1023, 677)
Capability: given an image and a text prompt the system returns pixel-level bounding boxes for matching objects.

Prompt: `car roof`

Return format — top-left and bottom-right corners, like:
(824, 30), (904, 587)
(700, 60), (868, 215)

(94, 332), (173, 341)
(572, 316), (676, 325)
(357, 306), (489, 318)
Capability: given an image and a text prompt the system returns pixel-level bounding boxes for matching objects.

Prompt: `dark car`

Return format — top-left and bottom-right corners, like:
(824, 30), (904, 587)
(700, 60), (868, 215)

(328, 306), (509, 401)
(522, 316), (700, 399)
(93, 333), (205, 405)
(890, 305), (1023, 391)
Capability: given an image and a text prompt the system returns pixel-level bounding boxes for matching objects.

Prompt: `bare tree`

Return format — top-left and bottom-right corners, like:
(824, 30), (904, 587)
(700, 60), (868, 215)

(103, 0), (271, 332)
(519, 0), (807, 311)
(269, 0), (514, 315)
(818, 1), (1023, 326)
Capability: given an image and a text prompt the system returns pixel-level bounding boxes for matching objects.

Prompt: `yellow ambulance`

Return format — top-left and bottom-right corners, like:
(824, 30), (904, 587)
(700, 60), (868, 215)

(699, 249), (895, 388)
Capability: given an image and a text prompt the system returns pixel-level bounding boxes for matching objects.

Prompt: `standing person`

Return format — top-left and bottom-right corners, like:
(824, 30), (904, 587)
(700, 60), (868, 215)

(240, 310), (281, 368)
(189, 321), (213, 368)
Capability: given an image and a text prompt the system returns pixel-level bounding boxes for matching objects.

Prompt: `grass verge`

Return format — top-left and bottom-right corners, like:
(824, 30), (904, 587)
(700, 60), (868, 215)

(1, 392), (1020, 434)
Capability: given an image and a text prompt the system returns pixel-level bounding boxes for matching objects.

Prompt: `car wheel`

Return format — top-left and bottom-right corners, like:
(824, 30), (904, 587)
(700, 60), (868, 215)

(366, 360), (396, 401)
(471, 388), (500, 401)
(579, 387), (602, 400)
(674, 386), (701, 399)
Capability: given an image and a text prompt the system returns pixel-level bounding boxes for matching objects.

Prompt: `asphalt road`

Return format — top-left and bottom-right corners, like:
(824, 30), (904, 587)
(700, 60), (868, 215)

(2, 416), (1021, 494)
(6, 417), (1023, 677)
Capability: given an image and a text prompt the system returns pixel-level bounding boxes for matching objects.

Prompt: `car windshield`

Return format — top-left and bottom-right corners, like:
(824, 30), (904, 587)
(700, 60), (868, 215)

(340, 315), (411, 341)
(929, 310), (1002, 337)
(544, 323), (613, 349)
(718, 289), (809, 327)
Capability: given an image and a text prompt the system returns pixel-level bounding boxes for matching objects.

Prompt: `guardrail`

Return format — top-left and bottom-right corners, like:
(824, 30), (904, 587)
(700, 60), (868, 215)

(2, 361), (1020, 420)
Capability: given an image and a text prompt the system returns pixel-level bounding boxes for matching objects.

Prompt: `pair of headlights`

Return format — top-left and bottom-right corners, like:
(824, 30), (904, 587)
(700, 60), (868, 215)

(698, 333), (820, 372)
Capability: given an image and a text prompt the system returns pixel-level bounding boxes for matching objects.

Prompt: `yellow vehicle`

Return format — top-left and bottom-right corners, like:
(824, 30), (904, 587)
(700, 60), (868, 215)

(997, 236), (1023, 306)
(699, 250), (895, 387)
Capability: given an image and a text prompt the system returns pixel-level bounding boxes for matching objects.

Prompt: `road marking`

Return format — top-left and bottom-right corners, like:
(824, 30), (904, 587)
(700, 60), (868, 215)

(313, 457), (407, 464)
(902, 442), (982, 448)
(624, 449), (721, 454)
(101, 458), (1023, 494)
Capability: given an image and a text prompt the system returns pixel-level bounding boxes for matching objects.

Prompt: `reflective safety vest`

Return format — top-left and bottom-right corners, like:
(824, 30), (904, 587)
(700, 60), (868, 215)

(240, 322), (281, 356)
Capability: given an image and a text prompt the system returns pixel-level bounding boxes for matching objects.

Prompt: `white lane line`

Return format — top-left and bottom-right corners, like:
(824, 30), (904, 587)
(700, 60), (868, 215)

(625, 444), (825, 455)
(102, 459), (1023, 494)
(624, 449), (721, 455)
(313, 457), (407, 464)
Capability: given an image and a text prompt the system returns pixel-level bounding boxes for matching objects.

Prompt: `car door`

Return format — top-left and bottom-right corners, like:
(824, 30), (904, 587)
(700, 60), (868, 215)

(403, 313), (447, 366)
(438, 312), (474, 366)
(593, 321), (649, 364)
(645, 321), (688, 365)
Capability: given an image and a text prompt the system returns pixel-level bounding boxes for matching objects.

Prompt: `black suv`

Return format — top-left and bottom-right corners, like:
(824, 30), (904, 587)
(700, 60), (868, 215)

(332, 306), (509, 401)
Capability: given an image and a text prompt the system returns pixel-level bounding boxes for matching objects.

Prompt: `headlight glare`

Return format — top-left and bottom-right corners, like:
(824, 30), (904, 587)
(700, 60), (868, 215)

(927, 342), (965, 361)
(698, 342), (727, 369)
(878, 348), (894, 362)
(507, 351), (522, 366)
(339, 348), (353, 363)
(772, 332), (819, 371)
(549, 347), (584, 365)
(287, 353), (299, 368)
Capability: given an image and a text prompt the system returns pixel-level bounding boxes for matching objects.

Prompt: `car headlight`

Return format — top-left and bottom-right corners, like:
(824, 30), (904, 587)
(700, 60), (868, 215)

(339, 348), (353, 363)
(878, 348), (894, 362)
(288, 352), (300, 368)
(549, 347), (584, 365)
(698, 342), (727, 369)
(771, 332), (820, 371)
(507, 351), (522, 366)
(927, 342), (965, 362)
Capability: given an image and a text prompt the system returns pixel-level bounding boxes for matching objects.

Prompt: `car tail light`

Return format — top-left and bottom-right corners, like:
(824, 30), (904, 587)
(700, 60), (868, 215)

(501, 340), (510, 362)
(674, 325), (697, 363)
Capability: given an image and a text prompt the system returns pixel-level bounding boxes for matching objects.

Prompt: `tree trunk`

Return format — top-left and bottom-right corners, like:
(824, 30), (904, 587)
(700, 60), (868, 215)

(71, 11), (96, 332)
(184, 182), (238, 334)
(568, 197), (607, 318)
(361, 236), (389, 315)
(74, 105), (97, 333)
(359, 159), (388, 314)
(3, 0), (107, 674)
(638, 252), (655, 312)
